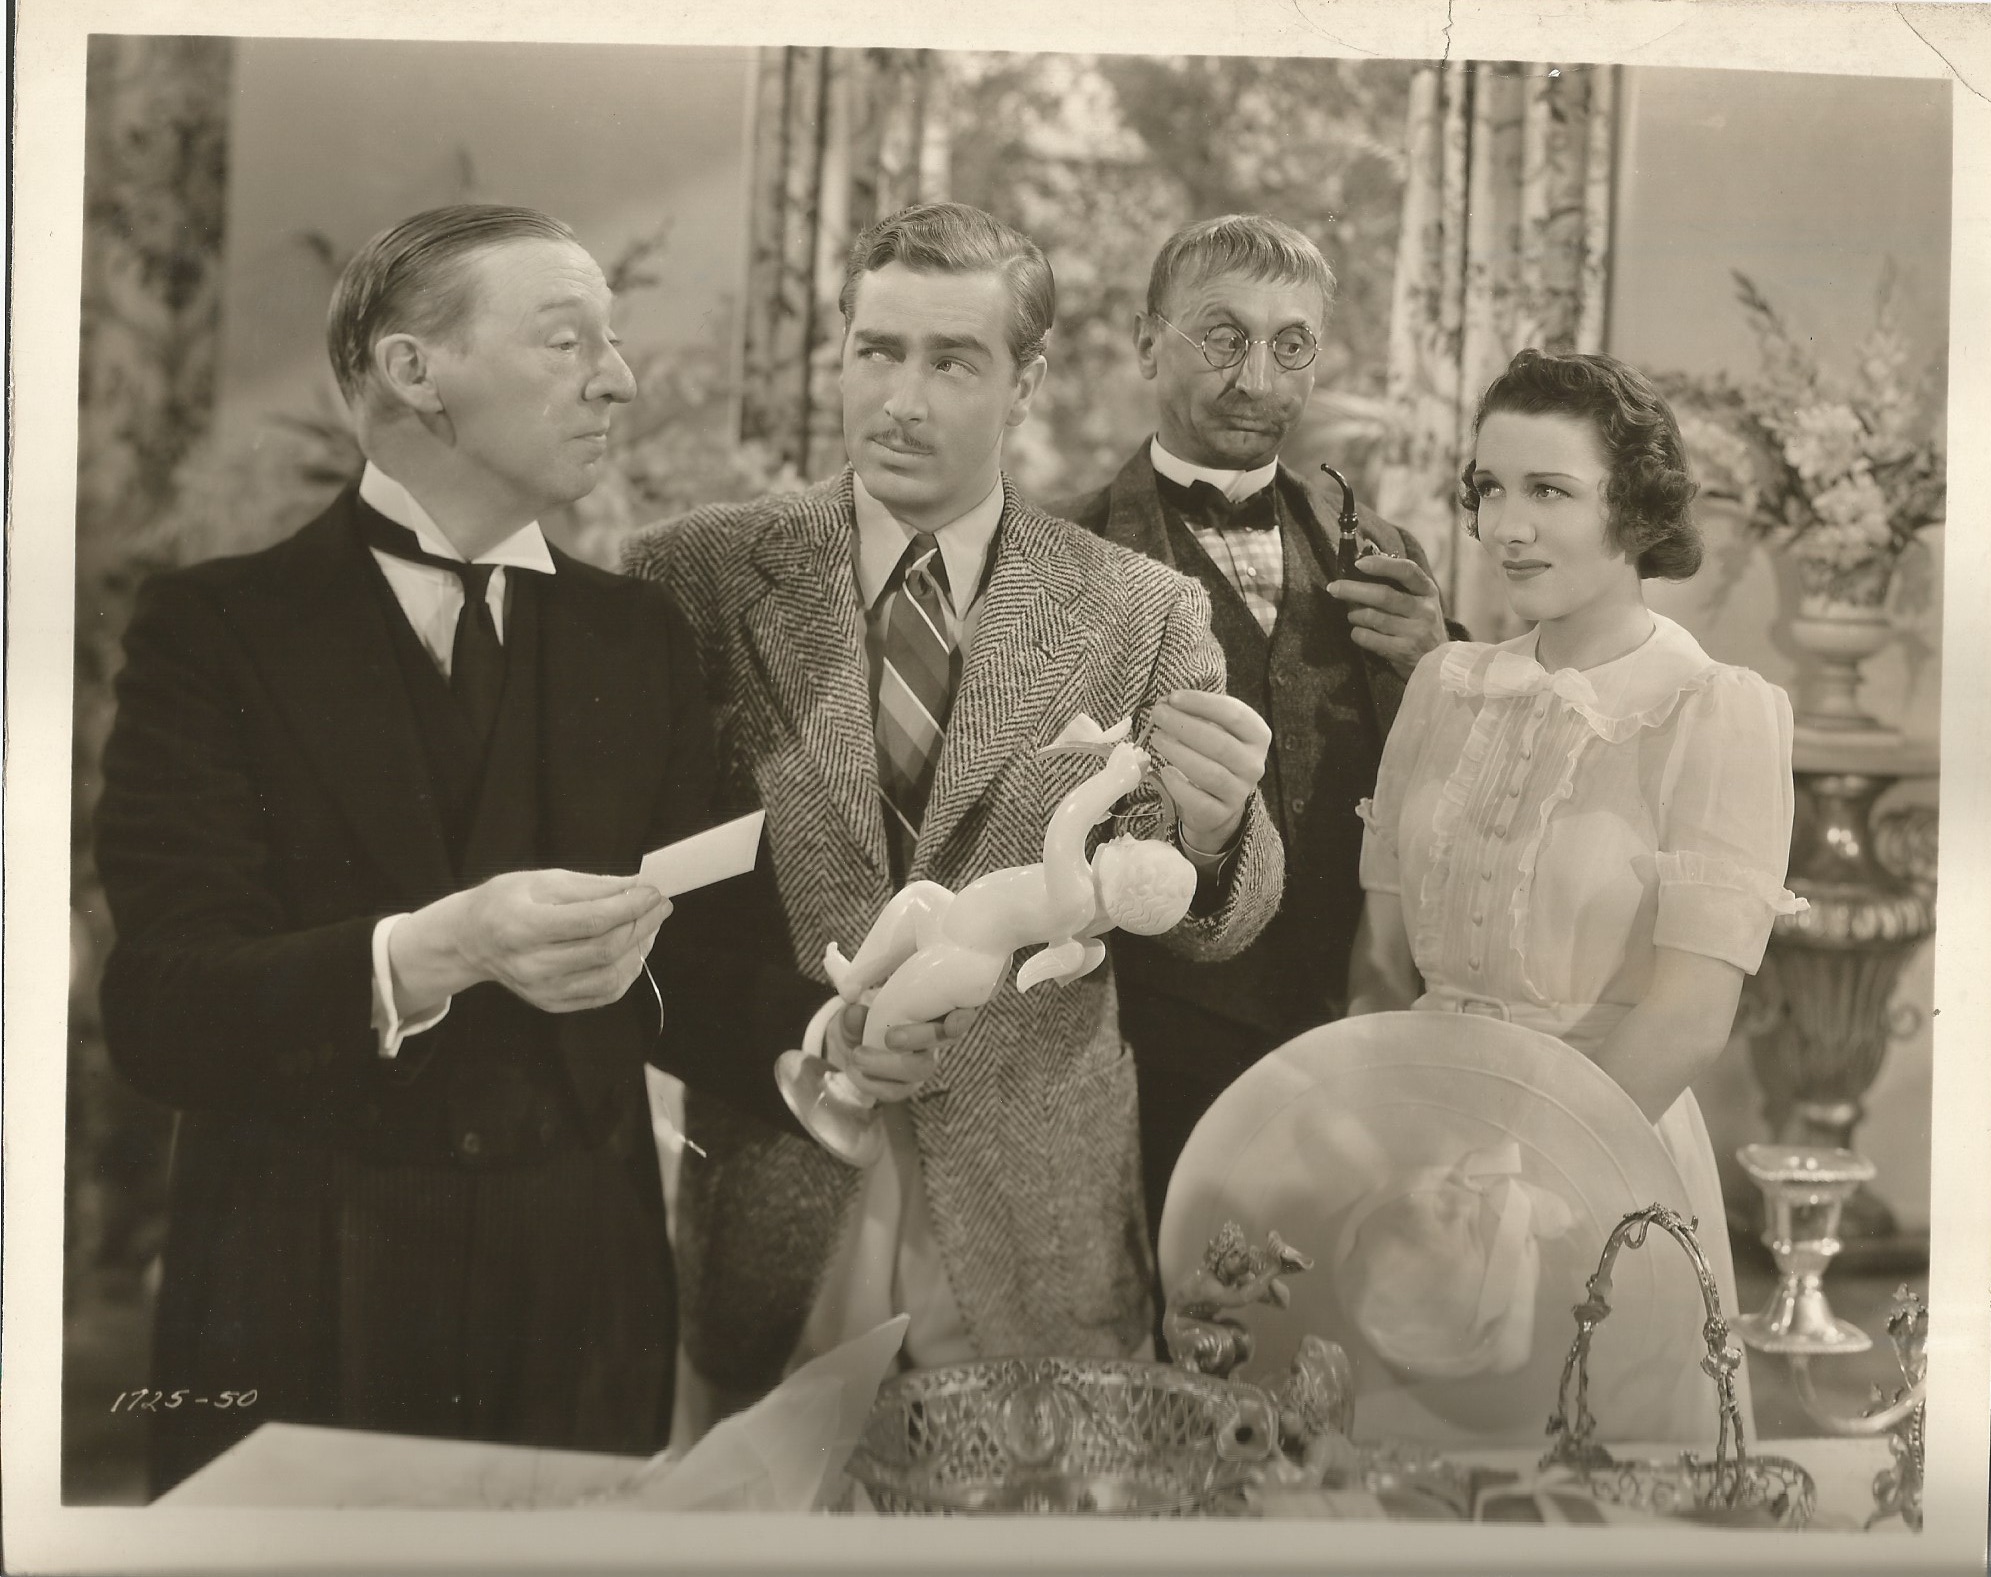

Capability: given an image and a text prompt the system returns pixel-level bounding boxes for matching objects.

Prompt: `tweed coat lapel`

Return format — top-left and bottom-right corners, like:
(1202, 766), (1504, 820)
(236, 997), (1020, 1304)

(913, 483), (1095, 880)
(227, 490), (456, 906)
(741, 474), (891, 879)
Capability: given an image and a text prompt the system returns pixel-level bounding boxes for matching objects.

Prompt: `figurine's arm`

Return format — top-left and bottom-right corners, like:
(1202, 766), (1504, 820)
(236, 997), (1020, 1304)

(1038, 740), (1149, 930)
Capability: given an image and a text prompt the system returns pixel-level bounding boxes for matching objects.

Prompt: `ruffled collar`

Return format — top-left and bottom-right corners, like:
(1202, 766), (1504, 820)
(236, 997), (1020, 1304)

(1440, 614), (1721, 742)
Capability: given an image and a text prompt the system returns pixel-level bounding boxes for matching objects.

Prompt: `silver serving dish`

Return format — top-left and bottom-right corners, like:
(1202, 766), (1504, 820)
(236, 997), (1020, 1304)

(844, 1355), (1278, 1515)
(843, 1355), (1478, 1519)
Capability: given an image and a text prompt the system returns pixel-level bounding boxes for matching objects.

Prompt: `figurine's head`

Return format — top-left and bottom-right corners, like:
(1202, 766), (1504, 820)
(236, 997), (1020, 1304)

(1091, 834), (1198, 935)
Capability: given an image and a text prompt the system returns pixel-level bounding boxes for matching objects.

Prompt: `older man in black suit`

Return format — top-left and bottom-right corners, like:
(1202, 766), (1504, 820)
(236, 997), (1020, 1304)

(95, 205), (776, 1494)
(1051, 215), (1458, 1264)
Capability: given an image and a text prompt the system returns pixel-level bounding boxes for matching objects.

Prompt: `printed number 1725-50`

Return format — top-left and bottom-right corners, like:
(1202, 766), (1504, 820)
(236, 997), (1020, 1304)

(110, 1389), (258, 1412)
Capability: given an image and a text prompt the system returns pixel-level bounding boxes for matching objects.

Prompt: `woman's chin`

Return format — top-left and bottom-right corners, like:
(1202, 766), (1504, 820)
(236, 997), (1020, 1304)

(1498, 583), (1573, 626)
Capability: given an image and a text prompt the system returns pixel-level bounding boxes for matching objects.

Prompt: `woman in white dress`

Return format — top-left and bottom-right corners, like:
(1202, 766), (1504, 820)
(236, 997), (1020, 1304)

(1348, 348), (1802, 1351)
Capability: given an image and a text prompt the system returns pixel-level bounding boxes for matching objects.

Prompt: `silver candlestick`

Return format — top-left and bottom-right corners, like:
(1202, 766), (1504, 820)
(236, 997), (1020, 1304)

(1732, 1143), (1927, 1531)
(1731, 1144), (1876, 1355)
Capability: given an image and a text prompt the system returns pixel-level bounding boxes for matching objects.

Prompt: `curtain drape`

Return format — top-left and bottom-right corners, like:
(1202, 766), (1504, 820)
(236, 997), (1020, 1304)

(740, 47), (952, 479)
(71, 35), (234, 1325)
(78, 35), (235, 554)
(1377, 62), (1619, 642)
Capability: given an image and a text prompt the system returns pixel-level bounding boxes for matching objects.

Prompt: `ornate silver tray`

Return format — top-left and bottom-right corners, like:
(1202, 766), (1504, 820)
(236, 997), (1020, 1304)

(843, 1355), (1277, 1515)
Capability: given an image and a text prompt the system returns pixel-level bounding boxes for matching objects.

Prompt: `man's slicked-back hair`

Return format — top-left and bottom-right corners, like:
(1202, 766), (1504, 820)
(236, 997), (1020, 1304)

(326, 204), (576, 405)
(837, 202), (1056, 367)
(1145, 214), (1337, 322)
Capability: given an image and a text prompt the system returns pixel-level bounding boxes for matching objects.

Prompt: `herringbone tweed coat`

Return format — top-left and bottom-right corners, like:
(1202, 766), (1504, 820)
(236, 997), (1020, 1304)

(622, 469), (1284, 1391)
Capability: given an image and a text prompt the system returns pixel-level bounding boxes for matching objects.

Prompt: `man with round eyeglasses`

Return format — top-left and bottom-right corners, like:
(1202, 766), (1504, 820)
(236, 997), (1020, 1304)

(1050, 214), (1457, 1287)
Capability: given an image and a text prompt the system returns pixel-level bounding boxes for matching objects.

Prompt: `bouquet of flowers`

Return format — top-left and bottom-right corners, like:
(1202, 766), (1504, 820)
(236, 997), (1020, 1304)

(1667, 269), (1946, 613)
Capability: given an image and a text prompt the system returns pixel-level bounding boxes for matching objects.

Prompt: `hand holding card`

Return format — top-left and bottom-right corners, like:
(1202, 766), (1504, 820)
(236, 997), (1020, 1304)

(637, 810), (766, 900)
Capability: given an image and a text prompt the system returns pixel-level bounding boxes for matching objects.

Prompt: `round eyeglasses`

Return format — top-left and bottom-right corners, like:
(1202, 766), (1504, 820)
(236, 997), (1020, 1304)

(1153, 314), (1319, 373)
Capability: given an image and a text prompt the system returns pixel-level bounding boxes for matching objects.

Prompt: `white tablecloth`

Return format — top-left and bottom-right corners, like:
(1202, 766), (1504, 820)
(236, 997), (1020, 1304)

(165, 1420), (1898, 1531)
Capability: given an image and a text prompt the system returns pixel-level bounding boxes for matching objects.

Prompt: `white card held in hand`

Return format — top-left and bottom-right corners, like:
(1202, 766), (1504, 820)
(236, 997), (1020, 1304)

(637, 810), (765, 900)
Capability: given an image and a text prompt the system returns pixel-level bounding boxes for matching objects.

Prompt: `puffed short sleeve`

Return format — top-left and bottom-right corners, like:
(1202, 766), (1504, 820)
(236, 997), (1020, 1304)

(1651, 668), (1804, 973)
(1359, 644), (1453, 896)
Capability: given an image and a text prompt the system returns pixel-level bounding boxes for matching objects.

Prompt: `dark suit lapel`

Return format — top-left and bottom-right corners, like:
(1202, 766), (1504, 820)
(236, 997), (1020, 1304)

(229, 490), (455, 905)
(1111, 442), (1268, 676)
(915, 488), (1093, 877)
(1278, 465), (1408, 731)
(1162, 510), (1272, 676)
(1096, 443), (1177, 566)
(535, 555), (656, 877)
(742, 475), (891, 878)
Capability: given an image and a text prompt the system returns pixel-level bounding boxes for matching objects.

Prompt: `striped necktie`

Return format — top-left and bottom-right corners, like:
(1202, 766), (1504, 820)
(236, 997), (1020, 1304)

(875, 532), (959, 842)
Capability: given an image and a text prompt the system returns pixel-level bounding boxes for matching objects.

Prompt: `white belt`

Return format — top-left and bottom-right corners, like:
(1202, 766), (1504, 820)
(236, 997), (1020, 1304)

(1423, 990), (1512, 1021)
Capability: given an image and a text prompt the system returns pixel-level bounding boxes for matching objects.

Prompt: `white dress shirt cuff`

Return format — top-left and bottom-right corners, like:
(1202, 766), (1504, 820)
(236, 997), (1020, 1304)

(371, 913), (452, 1059)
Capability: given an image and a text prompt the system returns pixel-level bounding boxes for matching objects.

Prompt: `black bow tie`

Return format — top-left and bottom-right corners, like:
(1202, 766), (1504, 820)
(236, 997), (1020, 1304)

(1158, 474), (1277, 533)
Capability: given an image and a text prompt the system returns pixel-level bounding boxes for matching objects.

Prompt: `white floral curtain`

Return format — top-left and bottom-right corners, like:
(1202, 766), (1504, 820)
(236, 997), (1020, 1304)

(73, 33), (234, 1333)
(1377, 61), (1619, 641)
(740, 47), (952, 479)
(78, 35), (235, 556)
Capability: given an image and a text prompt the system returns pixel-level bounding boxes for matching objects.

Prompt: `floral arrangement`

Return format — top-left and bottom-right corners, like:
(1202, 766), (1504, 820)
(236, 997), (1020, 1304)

(1666, 270), (1946, 612)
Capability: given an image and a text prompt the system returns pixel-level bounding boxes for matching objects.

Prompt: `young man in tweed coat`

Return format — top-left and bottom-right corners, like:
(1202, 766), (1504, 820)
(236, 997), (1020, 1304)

(625, 204), (1283, 1430)
(1049, 216), (1456, 1272)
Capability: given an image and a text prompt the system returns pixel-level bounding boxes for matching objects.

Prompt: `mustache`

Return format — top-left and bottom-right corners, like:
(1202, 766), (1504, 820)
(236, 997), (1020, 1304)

(1208, 394), (1285, 421)
(866, 426), (936, 454)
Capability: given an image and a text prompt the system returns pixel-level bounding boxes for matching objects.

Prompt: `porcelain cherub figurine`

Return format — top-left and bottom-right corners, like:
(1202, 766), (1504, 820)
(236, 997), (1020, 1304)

(775, 715), (1199, 1166)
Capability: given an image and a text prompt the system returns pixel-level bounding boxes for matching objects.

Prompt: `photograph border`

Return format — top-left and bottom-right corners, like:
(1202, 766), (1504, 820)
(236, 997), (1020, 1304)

(8, 1), (1989, 1571)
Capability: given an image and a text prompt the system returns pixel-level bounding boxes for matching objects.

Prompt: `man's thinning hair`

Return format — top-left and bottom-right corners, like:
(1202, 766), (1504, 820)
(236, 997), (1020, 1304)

(838, 202), (1056, 368)
(326, 204), (576, 405)
(1145, 214), (1337, 322)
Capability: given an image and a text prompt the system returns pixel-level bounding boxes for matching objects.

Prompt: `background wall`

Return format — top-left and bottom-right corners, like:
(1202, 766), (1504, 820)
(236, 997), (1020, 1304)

(1611, 66), (1949, 1232)
(214, 38), (754, 447)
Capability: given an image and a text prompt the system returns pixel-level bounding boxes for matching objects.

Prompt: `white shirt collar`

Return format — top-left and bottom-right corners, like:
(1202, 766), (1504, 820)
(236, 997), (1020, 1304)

(1150, 436), (1279, 505)
(359, 461), (558, 574)
(851, 471), (1005, 617)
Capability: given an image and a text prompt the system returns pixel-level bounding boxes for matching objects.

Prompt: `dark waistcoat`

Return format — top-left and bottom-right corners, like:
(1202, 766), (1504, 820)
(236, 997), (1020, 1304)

(362, 569), (597, 1165)
(1114, 475), (1384, 1035)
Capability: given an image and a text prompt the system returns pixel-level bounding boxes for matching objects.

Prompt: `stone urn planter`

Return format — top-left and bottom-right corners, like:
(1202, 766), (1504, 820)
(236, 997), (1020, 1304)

(1784, 548), (1902, 746)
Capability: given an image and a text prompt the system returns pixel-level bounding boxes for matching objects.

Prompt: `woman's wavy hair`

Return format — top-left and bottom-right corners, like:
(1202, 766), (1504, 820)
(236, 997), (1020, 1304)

(1457, 349), (1703, 581)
